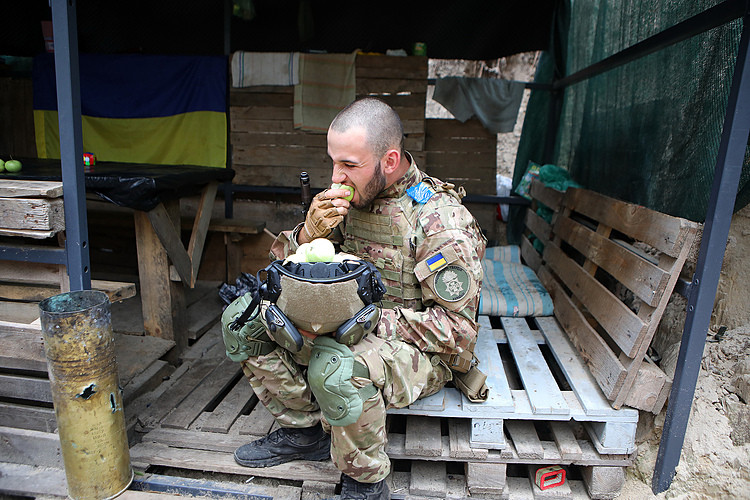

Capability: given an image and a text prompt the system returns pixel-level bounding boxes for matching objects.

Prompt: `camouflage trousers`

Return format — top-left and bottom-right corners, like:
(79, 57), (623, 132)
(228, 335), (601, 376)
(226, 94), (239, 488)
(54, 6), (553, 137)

(240, 334), (452, 483)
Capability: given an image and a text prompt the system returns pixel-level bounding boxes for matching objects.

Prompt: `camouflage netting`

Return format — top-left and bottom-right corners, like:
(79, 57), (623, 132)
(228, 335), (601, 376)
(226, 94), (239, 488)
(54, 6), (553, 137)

(513, 0), (749, 231)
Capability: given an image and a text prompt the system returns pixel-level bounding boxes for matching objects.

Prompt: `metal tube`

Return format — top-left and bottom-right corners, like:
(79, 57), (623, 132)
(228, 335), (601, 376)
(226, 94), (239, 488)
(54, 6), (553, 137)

(39, 290), (133, 500)
(652, 10), (750, 494)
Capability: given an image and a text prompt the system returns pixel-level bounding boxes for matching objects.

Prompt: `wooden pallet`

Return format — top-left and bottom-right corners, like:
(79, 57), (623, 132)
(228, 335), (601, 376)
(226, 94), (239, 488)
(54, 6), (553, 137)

(389, 315), (639, 455)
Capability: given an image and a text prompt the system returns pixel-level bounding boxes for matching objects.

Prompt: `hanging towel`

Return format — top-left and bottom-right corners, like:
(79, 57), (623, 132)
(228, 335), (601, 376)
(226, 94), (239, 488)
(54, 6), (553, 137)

(433, 77), (525, 134)
(231, 52), (300, 87)
(294, 52), (357, 133)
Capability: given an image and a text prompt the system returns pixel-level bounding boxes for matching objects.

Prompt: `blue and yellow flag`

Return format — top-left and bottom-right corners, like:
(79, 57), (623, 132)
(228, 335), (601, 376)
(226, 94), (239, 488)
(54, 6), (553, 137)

(33, 53), (227, 167)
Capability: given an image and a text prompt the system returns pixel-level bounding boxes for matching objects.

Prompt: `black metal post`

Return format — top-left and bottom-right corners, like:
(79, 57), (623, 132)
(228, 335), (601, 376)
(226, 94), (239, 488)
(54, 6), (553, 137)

(50, 0), (91, 290)
(652, 12), (750, 493)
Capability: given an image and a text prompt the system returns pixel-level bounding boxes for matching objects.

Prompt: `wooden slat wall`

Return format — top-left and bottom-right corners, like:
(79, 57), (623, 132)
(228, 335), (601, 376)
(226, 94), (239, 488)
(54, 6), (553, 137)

(229, 55), (428, 190)
(0, 78), (37, 158)
(424, 118), (497, 196)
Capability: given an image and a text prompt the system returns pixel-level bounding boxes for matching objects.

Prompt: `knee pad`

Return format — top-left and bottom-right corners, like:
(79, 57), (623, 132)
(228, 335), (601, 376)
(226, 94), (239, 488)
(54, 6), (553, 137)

(221, 293), (274, 361)
(308, 336), (378, 427)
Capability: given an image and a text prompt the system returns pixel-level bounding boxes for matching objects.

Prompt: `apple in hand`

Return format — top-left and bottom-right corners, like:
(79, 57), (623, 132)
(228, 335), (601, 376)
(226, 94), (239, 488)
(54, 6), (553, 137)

(4, 159), (22, 172)
(331, 183), (354, 202)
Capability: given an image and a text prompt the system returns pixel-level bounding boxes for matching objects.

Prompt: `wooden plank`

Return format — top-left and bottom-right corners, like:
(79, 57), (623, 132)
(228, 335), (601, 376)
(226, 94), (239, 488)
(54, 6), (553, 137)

(544, 242), (647, 358)
(425, 151), (497, 168)
(474, 315), (514, 411)
(230, 130), (327, 147)
(134, 209), (175, 341)
(187, 182), (219, 288)
(564, 187), (699, 257)
(404, 416), (442, 457)
(0, 463), (68, 498)
(0, 180), (63, 198)
(520, 234), (542, 272)
(409, 461), (447, 497)
(549, 421), (584, 461)
(201, 379), (256, 434)
(355, 78), (426, 95)
(426, 118), (496, 138)
(162, 358), (241, 430)
(0, 329), (46, 372)
(0, 301), (41, 324)
(466, 462), (508, 495)
(207, 218), (265, 235)
(134, 359), (217, 430)
(529, 178), (564, 211)
(447, 419), (488, 460)
(147, 203), (193, 286)
(621, 361), (668, 413)
(502, 317), (569, 415)
(128, 441), (341, 483)
(143, 426), (254, 453)
(0, 198), (64, 232)
(237, 401), (277, 436)
(534, 316), (619, 418)
(355, 55), (427, 78)
(0, 402), (56, 433)
(554, 215), (668, 306)
(0, 374), (52, 403)
(538, 266), (627, 400)
(524, 209), (553, 244)
(505, 420), (544, 459)
(0, 425), (63, 468)
(115, 333), (176, 387)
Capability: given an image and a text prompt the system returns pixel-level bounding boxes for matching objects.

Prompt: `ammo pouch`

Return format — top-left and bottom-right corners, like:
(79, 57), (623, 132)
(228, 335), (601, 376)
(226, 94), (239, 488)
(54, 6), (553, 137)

(453, 366), (489, 403)
(437, 336), (477, 374)
(437, 336), (489, 403)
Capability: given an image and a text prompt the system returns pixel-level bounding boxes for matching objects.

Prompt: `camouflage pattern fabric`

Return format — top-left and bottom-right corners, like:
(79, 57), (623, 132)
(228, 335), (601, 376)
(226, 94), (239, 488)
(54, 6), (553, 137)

(241, 332), (452, 482)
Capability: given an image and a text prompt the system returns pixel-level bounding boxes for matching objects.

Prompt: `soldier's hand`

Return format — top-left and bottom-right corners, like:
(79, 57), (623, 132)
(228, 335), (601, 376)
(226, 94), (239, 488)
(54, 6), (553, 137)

(302, 190), (346, 242)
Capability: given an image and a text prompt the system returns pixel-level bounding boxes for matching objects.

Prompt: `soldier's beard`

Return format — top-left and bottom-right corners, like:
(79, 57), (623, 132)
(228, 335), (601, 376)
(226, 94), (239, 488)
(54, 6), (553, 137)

(352, 162), (386, 210)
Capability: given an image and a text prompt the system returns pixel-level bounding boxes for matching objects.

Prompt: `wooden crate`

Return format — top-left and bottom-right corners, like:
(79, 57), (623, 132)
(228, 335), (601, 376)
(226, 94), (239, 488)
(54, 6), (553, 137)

(229, 55), (427, 190)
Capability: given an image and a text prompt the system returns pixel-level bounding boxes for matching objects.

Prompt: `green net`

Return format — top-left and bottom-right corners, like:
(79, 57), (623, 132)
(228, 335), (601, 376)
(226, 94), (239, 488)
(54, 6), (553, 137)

(514, 0), (749, 224)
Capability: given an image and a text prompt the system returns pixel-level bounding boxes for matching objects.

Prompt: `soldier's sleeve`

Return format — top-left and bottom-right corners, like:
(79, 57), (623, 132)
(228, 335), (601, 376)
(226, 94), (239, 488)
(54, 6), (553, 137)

(376, 203), (486, 355)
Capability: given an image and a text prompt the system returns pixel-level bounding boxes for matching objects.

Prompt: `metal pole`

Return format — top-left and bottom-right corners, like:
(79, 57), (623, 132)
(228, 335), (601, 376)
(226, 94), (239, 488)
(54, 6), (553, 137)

(50, 0), (91, 290)
(652, 12), (750, 493)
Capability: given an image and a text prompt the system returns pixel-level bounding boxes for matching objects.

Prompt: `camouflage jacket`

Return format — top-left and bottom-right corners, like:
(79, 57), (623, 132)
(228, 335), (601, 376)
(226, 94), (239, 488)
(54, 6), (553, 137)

(270, 156), (487, 356)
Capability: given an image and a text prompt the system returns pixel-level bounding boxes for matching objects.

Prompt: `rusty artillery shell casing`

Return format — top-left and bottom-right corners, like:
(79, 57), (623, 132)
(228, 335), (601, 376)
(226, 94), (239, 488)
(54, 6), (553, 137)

(39, 290), (133, 500)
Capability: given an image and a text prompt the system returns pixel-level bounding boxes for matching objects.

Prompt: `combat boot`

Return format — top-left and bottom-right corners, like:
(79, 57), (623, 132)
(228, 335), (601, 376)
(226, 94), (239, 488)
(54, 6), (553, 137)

(338, 475), (390, 500)
(234, 423), (330, 467)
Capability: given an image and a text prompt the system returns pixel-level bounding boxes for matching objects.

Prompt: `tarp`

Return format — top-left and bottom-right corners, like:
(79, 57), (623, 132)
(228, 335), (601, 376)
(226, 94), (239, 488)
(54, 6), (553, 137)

(32, 53), (227, 168)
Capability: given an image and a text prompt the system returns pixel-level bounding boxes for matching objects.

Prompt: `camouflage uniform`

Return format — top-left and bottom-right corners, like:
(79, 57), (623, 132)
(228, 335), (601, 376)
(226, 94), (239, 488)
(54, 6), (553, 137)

(241, 154), (486, 482)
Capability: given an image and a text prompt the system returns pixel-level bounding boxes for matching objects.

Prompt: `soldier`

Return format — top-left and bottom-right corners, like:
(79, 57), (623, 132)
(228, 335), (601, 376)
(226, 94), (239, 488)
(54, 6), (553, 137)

(223, 97), (486, 499)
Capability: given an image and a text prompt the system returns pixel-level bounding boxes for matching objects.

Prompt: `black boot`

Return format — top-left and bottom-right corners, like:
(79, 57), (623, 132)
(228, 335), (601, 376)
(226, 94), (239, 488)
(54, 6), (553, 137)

(234, 423), (330, 467)
(338, 475), (390, 500)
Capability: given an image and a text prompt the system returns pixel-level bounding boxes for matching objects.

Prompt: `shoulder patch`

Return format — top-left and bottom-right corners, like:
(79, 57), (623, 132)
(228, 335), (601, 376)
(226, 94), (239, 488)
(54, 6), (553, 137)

(407, 182), (435, 204)
(434, 264), (470, 302)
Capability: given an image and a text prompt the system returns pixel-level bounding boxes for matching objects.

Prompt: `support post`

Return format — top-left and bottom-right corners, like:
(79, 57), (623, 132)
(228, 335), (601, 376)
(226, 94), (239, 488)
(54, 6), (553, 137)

(50, 0), (91, 291)
(652, 11), (750, 493)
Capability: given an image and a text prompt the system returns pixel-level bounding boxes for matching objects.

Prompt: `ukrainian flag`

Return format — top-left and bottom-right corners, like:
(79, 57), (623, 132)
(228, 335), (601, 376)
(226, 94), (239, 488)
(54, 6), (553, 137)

(33, 53), (227, 167)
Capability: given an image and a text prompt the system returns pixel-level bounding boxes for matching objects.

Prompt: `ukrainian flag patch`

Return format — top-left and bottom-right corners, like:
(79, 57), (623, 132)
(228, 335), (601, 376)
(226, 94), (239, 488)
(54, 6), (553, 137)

(426, 252), (448, 272)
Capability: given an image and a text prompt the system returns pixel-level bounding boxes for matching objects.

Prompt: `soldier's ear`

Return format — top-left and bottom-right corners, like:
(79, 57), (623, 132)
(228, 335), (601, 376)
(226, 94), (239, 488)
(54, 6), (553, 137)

(381, 149), (400, 174)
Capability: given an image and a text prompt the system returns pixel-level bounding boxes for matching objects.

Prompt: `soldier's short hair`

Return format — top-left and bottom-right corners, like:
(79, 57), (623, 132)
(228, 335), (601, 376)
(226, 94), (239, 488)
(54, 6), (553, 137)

(331, 97), (405, 159)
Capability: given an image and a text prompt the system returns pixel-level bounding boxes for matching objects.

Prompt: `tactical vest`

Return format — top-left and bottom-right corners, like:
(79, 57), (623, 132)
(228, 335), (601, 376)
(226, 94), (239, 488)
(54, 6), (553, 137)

(340, 175), (463, 310)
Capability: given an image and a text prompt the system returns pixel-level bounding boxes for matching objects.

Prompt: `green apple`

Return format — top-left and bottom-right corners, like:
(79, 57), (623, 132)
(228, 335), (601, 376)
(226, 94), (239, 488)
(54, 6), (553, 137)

(331, 183), (354, 202)
(306, 238), (336, 262)
(5, 159), (22, 172)
(0, 159), (4, 172)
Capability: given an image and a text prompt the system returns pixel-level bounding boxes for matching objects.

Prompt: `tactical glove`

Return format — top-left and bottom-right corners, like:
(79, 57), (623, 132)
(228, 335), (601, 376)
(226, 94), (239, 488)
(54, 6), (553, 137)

(303, 190), (344, 241)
